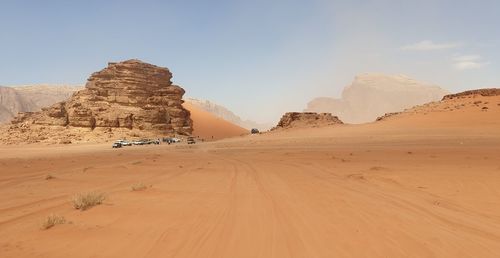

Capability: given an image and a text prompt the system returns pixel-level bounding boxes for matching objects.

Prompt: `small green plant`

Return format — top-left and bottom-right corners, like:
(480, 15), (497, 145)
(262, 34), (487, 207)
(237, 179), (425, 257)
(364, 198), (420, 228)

(40, 214), (66, 230)
(72, 192), (105, 210)
(131, 182), (148, 191)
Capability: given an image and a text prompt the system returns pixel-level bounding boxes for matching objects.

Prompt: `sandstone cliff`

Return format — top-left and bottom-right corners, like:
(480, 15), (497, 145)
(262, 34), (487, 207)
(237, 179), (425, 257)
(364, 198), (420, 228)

(273, 112), (343, 130)
(305, 74), (449, 124)
(1, 60), (192, 144)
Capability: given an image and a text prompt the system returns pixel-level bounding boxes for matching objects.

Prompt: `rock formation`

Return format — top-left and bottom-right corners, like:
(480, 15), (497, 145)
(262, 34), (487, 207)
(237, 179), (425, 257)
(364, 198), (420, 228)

(305, 73), (449, 124)
(2, 60), (192, 144)
(272, 112), (343, 130)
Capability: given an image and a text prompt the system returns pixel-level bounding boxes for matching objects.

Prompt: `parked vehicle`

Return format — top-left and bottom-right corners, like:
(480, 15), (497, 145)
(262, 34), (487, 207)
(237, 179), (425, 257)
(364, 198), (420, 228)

(251, 128), (260, 134)
(132, 140), (145, 145)
(187, 137), (196, 144)
(112, 142), (122, 148)
(116, 140), (132, 146)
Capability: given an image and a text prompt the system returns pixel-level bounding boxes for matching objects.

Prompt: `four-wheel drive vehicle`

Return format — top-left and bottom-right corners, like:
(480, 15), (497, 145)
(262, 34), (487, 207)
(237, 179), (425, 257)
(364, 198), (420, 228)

(112, 142), (122, 148)
(187, 137), (196, 144)
(116, 140), (132, 146)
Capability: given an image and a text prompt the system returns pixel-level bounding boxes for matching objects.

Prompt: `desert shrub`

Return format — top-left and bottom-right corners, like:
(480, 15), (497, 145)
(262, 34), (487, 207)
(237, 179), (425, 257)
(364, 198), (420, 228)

(40, 214), (66, 230)
(45, 174), (55, 180)
(131, 182), (148, 191)
(71, 192), (105, 210)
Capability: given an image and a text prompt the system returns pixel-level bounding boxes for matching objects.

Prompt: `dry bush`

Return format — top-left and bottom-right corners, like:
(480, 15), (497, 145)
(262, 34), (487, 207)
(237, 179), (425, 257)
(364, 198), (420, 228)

(40, 214), (66, 230)
(131, 182), (148, 191)
(45, 174), (55, 180)
(72, 192), (105, 210)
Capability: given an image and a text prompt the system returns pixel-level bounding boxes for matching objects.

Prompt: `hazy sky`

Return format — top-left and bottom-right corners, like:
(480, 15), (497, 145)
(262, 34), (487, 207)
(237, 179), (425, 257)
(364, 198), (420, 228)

(1, 0), (499, 123)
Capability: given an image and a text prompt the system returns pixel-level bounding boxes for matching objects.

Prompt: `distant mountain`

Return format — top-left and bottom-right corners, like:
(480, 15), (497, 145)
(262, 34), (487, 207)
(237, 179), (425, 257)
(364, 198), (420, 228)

(12, 84), (82, 110)
(0, 86), (38, 123)
(305, 73), (449, 123)
(0, 84), (81, 123)
(185, 98), (272, 131)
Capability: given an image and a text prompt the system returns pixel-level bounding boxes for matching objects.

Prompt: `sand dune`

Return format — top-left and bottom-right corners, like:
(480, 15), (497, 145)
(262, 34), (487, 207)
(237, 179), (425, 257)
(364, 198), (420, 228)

(1, 94), (500, 257)
(183, 102), (248, 140)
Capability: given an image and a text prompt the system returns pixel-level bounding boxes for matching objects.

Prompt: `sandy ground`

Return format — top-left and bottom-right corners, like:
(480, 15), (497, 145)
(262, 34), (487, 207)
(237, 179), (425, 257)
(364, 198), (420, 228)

(183, 102), (248, 140)
(1, 95), (500, 257)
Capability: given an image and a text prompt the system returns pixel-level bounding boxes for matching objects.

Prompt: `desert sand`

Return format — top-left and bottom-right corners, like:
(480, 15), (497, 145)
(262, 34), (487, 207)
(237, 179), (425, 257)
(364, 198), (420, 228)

(183, 102), (248, 140)
(1, 94), (500, 257)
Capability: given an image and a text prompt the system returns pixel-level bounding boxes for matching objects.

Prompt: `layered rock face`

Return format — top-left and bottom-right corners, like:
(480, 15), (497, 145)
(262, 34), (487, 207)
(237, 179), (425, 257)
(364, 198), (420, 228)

(3, 60), (192, 143)
(273, 112), (343, 130)
(305, 74), (449, 124)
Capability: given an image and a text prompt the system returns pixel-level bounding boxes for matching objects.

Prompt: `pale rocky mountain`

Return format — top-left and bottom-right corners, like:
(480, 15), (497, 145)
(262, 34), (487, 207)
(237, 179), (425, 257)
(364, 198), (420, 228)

(2, 60), (193, 144)
(0, 86), (38, 123)
(13, 84), (82, 110)
(305, 73), (449, 124)
(0, 85), (81, 124)
(185, 98), (272, 131)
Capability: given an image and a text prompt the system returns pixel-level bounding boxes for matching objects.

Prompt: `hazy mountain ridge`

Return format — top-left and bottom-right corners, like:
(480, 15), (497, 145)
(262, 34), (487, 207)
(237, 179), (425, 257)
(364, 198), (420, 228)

(305, 73), (450, 124)
(0, 86), (38, 123)
(12, 84), (83, 109)
(0, 85), (82, 123)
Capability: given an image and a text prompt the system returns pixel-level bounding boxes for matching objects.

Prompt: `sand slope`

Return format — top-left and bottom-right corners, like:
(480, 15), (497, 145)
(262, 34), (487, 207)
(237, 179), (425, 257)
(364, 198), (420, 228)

(183, 102), (248, 140)
(0, 94), (500, 257)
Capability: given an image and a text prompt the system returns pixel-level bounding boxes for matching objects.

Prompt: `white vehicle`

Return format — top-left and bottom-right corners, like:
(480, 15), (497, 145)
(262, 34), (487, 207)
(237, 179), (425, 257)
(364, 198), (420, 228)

(171, 138), (181, 143)
(115, 140), (132, 146)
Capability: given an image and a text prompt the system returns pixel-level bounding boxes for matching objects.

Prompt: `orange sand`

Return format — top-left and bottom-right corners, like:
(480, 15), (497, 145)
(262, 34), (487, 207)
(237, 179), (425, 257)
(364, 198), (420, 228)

(0, 95), (499, 257)
(183, 102), (248, 140)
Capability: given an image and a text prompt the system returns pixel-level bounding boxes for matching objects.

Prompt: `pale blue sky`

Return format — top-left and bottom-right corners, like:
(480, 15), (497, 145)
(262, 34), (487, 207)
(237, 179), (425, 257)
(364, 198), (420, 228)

(1, 0), (499, 123)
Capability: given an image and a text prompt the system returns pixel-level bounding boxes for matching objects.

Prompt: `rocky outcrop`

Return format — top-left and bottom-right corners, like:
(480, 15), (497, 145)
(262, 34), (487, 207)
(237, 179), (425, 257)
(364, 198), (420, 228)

(2, 60), (192, 144)
(375, 112), (401, 121)
(305, 74), (449, 124)
(272, 112), (343, 130)
(442, 88), (500, 100)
